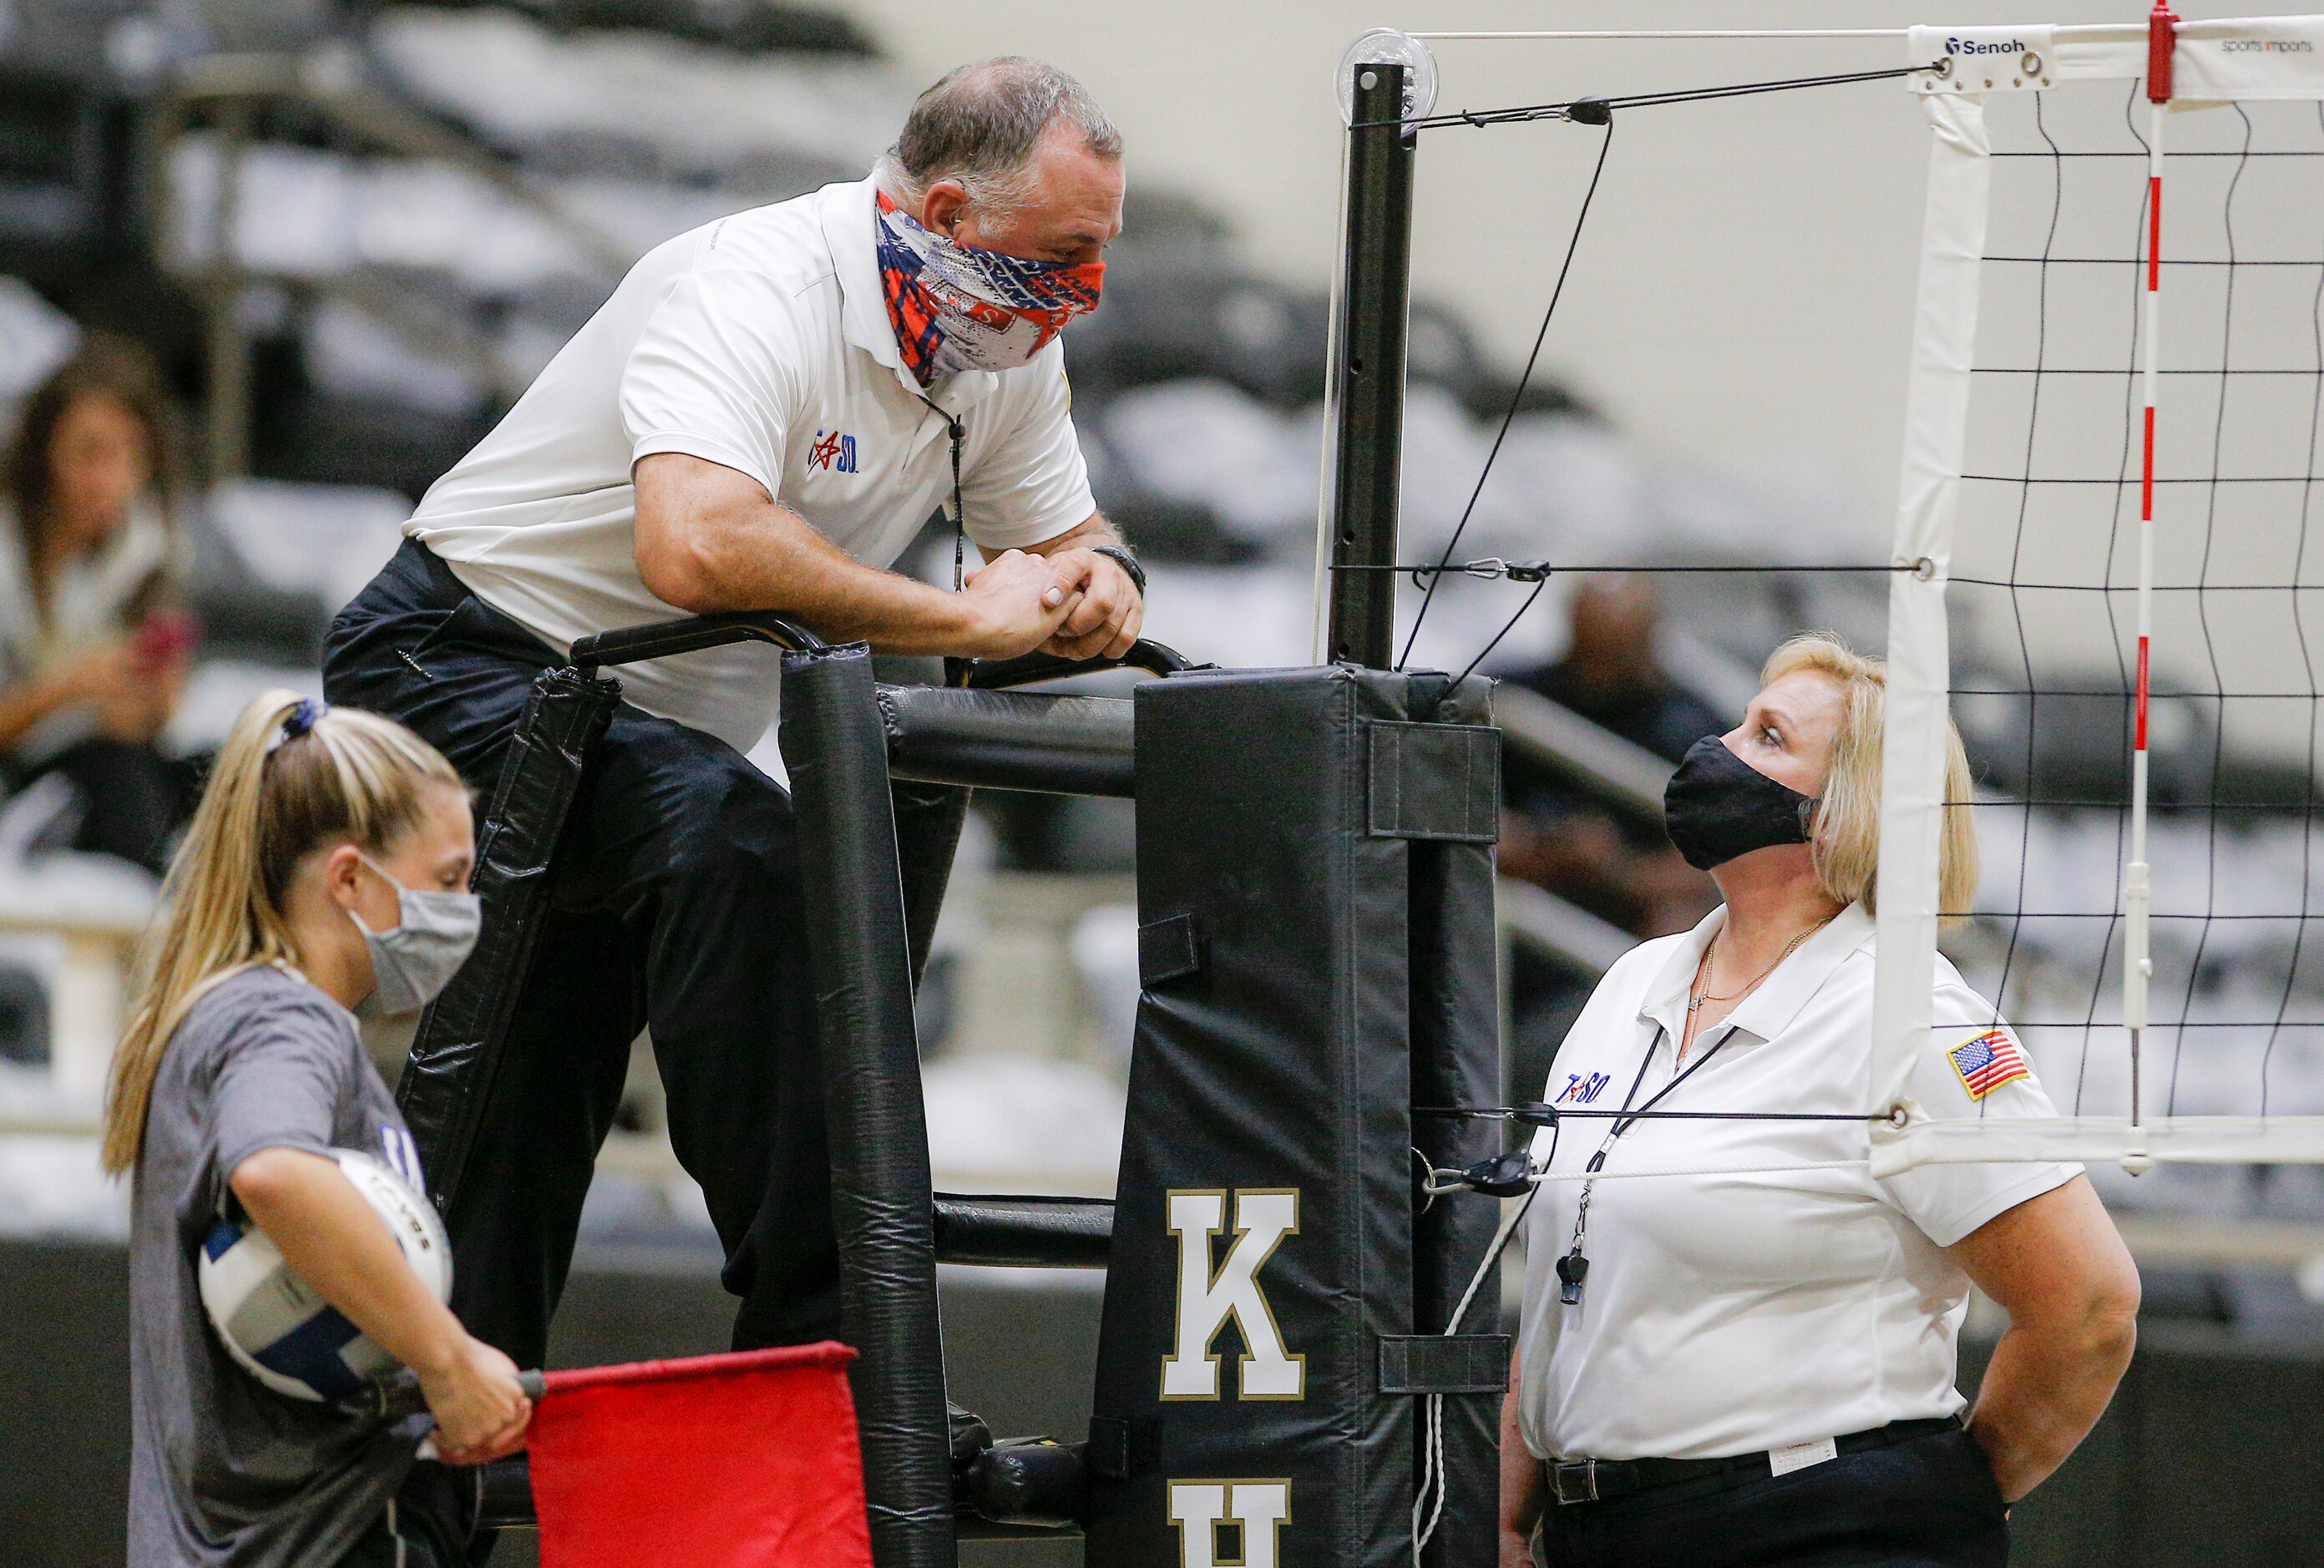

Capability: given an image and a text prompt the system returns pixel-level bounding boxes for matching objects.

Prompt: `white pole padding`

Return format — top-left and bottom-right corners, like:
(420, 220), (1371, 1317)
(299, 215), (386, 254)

(1869, 90), (1992, 1176)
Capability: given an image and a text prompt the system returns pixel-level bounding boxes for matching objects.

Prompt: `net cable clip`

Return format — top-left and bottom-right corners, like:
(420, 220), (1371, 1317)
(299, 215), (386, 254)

(1421, 1147), (1541, 1199)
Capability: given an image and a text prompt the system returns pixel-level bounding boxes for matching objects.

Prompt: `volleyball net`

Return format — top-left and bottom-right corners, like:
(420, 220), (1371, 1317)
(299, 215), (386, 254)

(1340, 13), (2324, 1192)
(1869, 12), (2324, 1181)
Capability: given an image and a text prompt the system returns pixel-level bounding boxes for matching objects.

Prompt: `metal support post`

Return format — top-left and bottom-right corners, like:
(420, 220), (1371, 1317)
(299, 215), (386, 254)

(1325, 63), (1419, 670)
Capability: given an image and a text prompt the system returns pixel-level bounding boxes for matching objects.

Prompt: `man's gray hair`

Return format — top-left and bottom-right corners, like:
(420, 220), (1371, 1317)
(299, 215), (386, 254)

(878, 58), (1121, 225)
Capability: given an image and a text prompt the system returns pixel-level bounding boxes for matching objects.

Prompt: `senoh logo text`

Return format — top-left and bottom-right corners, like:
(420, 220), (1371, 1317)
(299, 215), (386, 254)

(1946, 36), (2032, 55)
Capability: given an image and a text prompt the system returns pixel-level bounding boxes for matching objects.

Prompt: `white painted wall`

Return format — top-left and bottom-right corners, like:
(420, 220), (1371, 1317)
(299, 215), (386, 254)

(835, 3), (2324, 763)
(828, 3), (2284, 516)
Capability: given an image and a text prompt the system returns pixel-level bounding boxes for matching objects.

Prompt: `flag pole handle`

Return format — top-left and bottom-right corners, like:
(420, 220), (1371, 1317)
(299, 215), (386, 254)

(342, 1367), (549, 1421)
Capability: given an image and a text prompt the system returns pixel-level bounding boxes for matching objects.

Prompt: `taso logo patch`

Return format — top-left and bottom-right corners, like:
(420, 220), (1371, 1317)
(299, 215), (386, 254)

(1947, 1029), (2031, 1100)
(1557, 1071), (1612, 1105)
(808, 429), (858, 473)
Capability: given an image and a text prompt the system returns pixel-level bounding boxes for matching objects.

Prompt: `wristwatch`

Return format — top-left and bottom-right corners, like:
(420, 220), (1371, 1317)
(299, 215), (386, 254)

(1091, 544), (1147, 598)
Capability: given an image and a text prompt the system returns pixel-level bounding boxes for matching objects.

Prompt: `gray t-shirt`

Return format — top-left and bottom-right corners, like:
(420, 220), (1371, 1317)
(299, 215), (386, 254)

(129, 963), (430, 1568)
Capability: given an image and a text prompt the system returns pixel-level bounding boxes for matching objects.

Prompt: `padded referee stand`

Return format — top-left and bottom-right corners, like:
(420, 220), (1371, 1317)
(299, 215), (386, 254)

(1087, 666), (1507, 1568)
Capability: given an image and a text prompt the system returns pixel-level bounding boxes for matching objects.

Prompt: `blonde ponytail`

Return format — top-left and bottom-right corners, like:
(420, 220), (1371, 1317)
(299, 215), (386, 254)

(101, 692), (463, 1176)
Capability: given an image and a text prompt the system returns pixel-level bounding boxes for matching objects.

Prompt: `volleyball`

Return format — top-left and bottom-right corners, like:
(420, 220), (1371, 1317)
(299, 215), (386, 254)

(196, 1149), (451, 1403)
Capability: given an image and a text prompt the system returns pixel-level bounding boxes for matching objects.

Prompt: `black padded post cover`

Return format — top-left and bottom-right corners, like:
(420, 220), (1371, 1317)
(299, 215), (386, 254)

(931, 1193), (1113, 1269)
(1403, 680), (1506, 1568)
(780, 645), (955, 1568)
(1088, 666), (1501, 1567)
(890, 776), (968, 989)
(878, 685), (1135, 798)
(397, 666), (618, 1216)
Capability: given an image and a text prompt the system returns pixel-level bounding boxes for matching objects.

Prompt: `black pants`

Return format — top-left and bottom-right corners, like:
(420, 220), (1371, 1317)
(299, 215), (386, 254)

(336, 1467), (473, 1568)
(322, 541), (841, 1368)
(1536, 1424), (2010, 1568)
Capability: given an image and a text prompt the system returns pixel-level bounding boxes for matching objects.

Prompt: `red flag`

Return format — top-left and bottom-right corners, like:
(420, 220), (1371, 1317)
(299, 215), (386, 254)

(529, 1342), (873, 1568)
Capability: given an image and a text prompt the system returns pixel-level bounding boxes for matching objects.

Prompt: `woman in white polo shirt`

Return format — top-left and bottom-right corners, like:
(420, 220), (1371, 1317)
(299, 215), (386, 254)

(1500, 633), (2140, 1568)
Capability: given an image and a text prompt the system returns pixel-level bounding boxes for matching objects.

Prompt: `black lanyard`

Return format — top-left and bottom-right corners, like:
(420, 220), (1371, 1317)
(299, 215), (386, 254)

(914, 392), (967, 592)
(1556, 1020), (1734, 1307)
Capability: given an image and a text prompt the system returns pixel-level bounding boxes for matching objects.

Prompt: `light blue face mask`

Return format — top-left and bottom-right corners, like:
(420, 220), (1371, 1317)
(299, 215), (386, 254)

(347, 852), (481, 1015)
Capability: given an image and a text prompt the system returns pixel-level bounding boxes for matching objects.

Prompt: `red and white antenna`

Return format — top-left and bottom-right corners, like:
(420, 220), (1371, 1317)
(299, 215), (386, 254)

(2124, 0), (2175, 1170)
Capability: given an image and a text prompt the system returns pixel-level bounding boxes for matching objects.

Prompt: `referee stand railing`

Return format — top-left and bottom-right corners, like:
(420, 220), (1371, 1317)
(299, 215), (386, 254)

(422, 609), (1208, 1558)
(422, 602), (1517, 1568)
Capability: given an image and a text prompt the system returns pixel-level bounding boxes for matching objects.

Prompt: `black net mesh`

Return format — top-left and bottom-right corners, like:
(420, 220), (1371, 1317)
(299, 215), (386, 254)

(1947, 81), (2324, 1204)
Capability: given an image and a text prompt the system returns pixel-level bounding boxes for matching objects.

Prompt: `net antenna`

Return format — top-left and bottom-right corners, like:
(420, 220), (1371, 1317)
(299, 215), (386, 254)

(1871, 7), (2324, 1179)
(2124, 3), (2175, 1170)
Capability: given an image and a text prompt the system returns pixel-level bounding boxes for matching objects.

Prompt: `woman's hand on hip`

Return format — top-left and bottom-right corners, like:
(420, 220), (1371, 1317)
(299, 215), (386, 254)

(1945, 1175), (2139, 1501)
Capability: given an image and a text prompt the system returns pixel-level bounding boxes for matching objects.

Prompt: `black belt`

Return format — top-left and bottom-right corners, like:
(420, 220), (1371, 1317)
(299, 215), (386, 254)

(1547, 1416), (1962, 1506)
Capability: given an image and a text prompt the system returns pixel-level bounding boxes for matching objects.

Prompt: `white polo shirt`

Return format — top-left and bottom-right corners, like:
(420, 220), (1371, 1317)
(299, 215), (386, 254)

(1515, 902), (2079, 1464)
(404, 175), (1097, 751)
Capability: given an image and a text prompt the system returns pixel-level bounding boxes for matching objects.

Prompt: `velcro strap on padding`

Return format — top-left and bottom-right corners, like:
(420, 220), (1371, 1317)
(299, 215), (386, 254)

(1367, 721), (1500, 842)
(1378, 1333), (1513, 1395)
(1137, 912), (1202, 985)
(1086, 1415), (1132, 1479)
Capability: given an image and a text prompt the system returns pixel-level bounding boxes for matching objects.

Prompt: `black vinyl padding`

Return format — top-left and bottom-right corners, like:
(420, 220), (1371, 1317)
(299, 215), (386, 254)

(781, 644), (955, 1568)
(566, 609), (823, 672)
(932, 1194), (1114, 1269)
(1087, 666), (1504, 1567)
(399, 667), (619, 1216)
(1405, 676), (1508, 1568)
(889, 777), (969, 989)
(965, 637), (1197, 690)
(877, 685), (1134, 798)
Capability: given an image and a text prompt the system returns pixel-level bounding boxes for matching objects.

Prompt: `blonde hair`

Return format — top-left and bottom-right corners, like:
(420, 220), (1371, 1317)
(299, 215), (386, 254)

(101, 693), (464, 1176)
(1760, 633), (1979, 918)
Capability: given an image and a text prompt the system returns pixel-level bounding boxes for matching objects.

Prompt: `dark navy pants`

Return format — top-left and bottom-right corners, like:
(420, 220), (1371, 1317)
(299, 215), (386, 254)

(323, 541), (841, 1370)
(1535, 1424), (2011, 1568)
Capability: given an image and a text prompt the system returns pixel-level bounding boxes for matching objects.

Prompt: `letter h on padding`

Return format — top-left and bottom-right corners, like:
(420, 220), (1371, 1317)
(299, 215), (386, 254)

(1167, 1480), (1291, 1568)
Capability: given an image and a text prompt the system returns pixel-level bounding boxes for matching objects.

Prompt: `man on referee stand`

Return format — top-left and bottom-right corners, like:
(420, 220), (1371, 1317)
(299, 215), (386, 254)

(321, 55), (1143, 1534)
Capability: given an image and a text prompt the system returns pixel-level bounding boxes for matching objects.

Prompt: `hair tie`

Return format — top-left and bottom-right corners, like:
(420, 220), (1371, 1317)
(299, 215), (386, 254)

(267, 698), (326, 755)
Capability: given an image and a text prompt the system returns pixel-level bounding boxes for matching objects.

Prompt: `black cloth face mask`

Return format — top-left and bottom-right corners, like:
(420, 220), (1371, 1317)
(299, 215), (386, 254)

(1661, 734), (1815, 871)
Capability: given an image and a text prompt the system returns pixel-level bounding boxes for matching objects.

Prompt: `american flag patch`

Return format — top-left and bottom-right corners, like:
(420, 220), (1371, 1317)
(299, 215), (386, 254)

(1947, 1029), (2031, 1100)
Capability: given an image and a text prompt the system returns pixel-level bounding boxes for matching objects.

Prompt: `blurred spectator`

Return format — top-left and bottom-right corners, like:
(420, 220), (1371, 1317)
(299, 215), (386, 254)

(0, 337), (199, 877)
(1501, 574), (1719, 940)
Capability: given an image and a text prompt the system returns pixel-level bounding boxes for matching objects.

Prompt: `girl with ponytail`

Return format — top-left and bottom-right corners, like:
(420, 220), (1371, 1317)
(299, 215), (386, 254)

(109, 690), (529, 1568)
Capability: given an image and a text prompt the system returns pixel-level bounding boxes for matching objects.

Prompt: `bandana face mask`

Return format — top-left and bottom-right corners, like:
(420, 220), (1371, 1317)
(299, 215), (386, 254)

(874, 190), (1103, 382)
